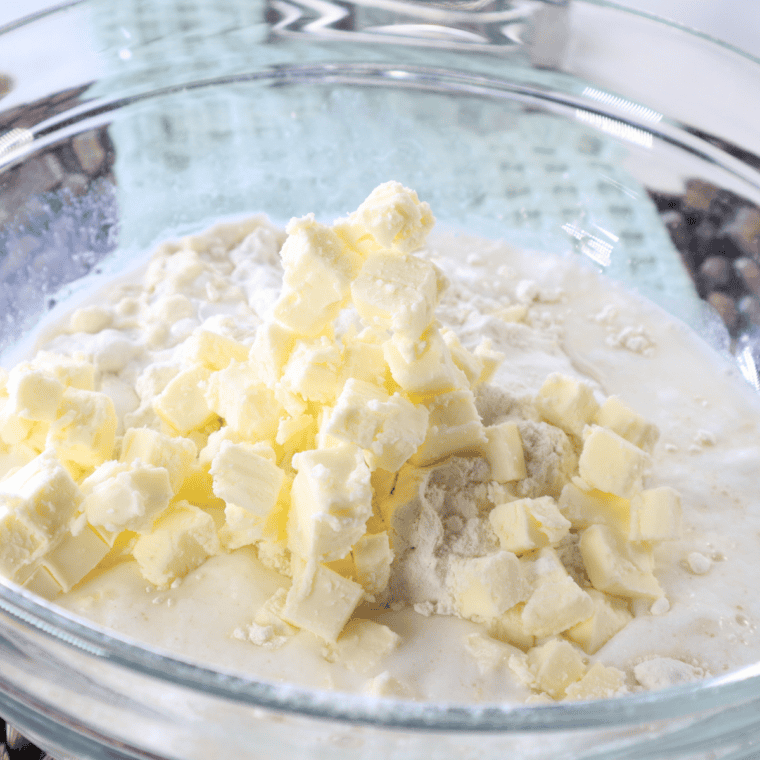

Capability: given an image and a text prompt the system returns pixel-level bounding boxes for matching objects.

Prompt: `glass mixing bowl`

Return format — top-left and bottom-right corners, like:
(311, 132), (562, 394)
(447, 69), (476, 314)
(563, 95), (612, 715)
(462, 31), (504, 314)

(1, 1), (760, 758)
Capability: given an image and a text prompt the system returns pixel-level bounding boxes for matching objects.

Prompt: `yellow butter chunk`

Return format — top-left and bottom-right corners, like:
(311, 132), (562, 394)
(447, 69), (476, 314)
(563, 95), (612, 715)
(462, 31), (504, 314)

(489, 496), (570, 554)
(273, 215), (358, 337)
(595, 395), (659, 453)
(351, 250), (444, 339)
(250, 321), (296, 388)
(324, 378), (428, 471)
(448, 551), (529, 622)
(628, 486), (682, 542)
(30, 352), (95, 391)
(154, 365), (215, 435)
(563, 662), (627, 701)
(535, 373), (600, 438)
(343, 181), (435, 254)
(578, 425), (651, 499)
(81, 462), (173, 533)
(0, 451), (82, 580)
(329, 618), (401, 673)
(525, 638), (587, 700)
(132, 501), (220, 587)
(481, 421), (527, 483)
(411, 389), (487, 466)
(42, 525), (110, 592)
(352, 531), (393, 596)
(21, 565), (62, 599)
(205, 361), (281, 441)
(180, 329), (249, 371)
(565, 589), (632, 654)
(6, 366), (64, 422)
(441, 329), (484, 385)
(522, 574), (593, 639)
(280, 337), (342, 404)
(487, 603), (535, 651)
(280, 562), (364, 643)
(47, 388), (117, 468)
(210, 440), (285, 520)
(580, 523), (663, 600)
(289, 444), (372, 562)
(558, 482), (631, 532)
(120, 427), (198, 492)
(383, 326), (467, 399)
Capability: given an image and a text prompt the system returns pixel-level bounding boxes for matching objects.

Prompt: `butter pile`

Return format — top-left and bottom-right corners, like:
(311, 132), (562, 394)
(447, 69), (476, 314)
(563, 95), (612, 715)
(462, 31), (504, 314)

(0, 183), (683, 702)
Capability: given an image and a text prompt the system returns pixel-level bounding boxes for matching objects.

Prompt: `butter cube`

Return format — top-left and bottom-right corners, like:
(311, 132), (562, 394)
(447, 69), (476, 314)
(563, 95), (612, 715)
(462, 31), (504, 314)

(0, 451), (82, 579)
(22, 565), (62, 599)
(352, 531), (393, 596)
(487, 603), (535, 651)
(289, 444), (372, 562)
(442, 330), (484, 385)
(565, 589), (632, 654)
(251, 321), (296, 388)
(481, 421), (527, 483)
(558, 482), (630, 532)
(473, 339), (504, 385)
(324, 379), (428, 472)
(344, 181), (435, 254)
(351, 250), (443, 339)
(180, 329), (249, 371)
(464, 632), (515, 675)
(132, 502), (220, 587)
(210, 440), (285, 520)
(535, 374), (600, 437)
(120, 427), (198, 492)
(448, 551), (529, 622)
(47, 388), (117, 467)
(82, 463), (173, 533)
(330, 618), (400, 673)
(578, 426), (651, 499)
(154, 365), (215, 435)
(205, 361), (281, 441)
(280, 562), (364, 643)
(410, 389), (487, 466)
(42, 525), (110, 592)
(628, 487), (682, 542)
(563, 662), (627, 700)
(489, 496), (570, 554)
(526, 639), (587, 700)
(383, 326), (467, 399)
(253, 587), (297, 638)
(339, 336), (390, 390)
(596, 396), (659, 453)
(580, 524), (663, 599)
(31, 352), (95, 390)
(280, 337), (342, 404)
(522, 574), (594, 638)
(273, 216), (356, 337)
(6, 367), (64, 422)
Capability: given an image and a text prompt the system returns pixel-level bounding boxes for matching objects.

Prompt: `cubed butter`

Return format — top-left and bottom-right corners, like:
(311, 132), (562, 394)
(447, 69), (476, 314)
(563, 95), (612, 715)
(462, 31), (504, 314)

(280, 337), (342, 404)
(289, 444), (372, 562)
(558, 482), (631, 532)
(596, 395), (659, 453)
(42, 524), (110, 592)
(448, 550), (529, 622)
(181, 329), (249, 371)
(578, 426), (651, 499)
(489, 496), (570, 554)
(329, 618), (400, 673)
(352, 531), (393, 596)
(132, 501), (220, 587)
(47, 388), (118, 467)
(210, 440), (286, 520)
(411, 389), (487, 466)
(628, 486), (682, 542)
(154, 365), (216, 435)
(280, 562), (364, 643)
(580, 523), (663, 599)
(565, 589), (633, 654)
(526, 638), (587, 700)
(324, 378), (428, 471)
(563, 661), (627, 700)
(120, 427), (198, 492)
(6, 366), (64, 422)
(481, 421), (527, 483)
(535, 374), (600, 438)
